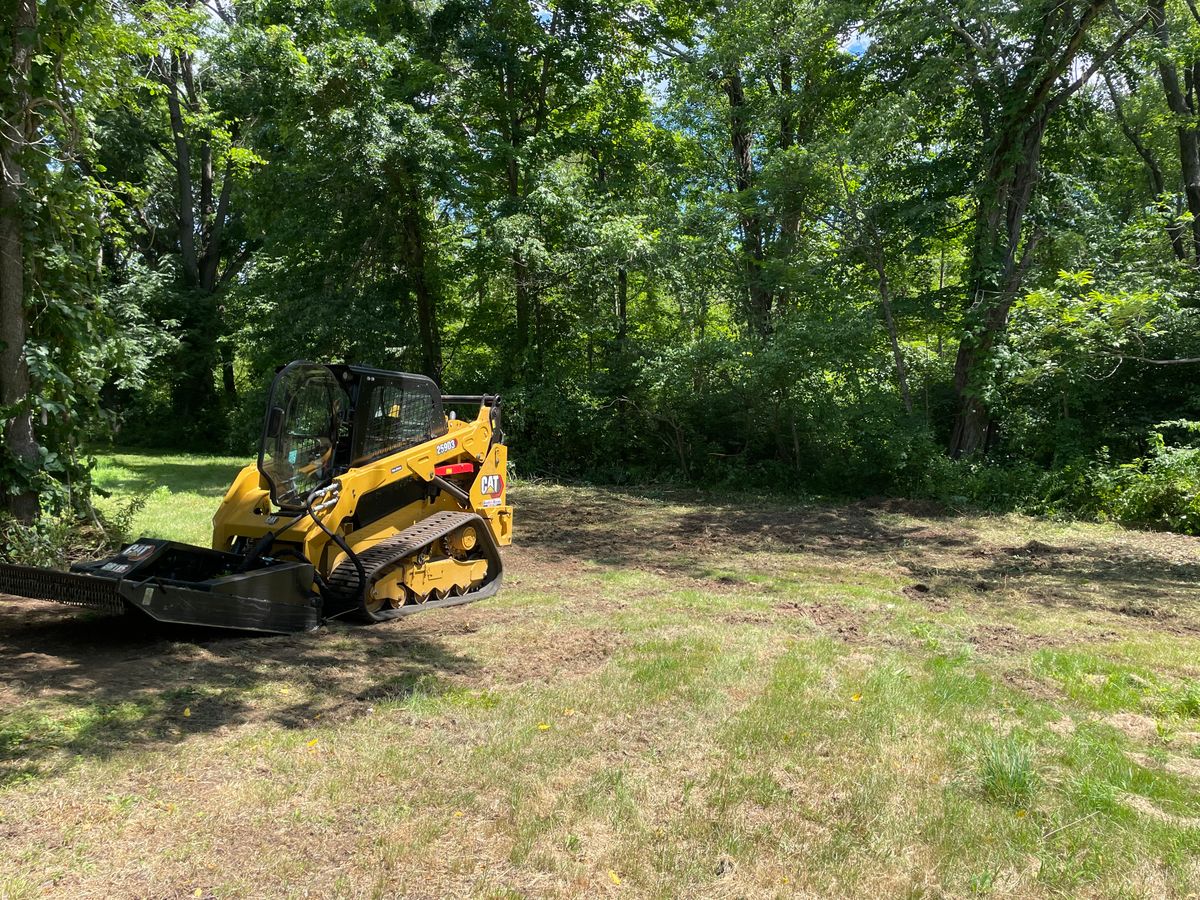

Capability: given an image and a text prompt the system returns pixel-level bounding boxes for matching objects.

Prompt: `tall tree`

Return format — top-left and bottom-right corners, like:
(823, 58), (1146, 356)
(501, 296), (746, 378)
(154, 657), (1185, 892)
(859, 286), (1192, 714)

(143, 0), (251, 417)
(1146, 0), (1200, 262)
(663, 0), (861, 337)
(881, 0), (1149, 455)
(0, 0), (39, 520)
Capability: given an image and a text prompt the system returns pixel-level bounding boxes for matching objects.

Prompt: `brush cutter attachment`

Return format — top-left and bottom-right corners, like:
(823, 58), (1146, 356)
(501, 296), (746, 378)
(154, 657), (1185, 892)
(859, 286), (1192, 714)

(0, 539), (319, 634)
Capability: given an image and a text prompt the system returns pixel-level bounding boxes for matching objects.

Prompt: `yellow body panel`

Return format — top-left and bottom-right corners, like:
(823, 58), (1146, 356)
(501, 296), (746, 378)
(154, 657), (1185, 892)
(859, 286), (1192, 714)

(211, 399), (513, 605)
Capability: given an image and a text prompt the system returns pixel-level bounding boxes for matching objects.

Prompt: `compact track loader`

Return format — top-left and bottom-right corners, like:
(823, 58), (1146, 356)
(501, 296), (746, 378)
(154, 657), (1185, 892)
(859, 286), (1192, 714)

(0, 361), (513, 634)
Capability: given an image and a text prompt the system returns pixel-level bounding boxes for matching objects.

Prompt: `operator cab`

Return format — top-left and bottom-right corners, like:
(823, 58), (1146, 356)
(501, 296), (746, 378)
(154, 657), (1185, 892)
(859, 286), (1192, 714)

(259, 361), (447, 510)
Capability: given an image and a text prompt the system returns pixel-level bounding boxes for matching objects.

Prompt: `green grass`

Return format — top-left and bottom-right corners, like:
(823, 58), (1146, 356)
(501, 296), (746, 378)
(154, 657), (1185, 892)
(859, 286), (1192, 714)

(92, 450), (247, 545)
(1, 450), (1199, 897)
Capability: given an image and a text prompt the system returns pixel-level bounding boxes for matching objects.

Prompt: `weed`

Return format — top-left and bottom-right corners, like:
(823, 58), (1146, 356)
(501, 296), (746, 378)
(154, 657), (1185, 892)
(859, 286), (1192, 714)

(975, 733), (1040, 806)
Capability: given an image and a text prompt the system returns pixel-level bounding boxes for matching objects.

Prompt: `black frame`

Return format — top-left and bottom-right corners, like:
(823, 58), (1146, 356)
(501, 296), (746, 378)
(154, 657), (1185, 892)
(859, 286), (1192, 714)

(258, 361), (450, 508)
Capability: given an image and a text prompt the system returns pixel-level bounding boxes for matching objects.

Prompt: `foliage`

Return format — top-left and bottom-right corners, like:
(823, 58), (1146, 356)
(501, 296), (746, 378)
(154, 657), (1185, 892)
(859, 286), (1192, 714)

(5, 0), (1200, 532)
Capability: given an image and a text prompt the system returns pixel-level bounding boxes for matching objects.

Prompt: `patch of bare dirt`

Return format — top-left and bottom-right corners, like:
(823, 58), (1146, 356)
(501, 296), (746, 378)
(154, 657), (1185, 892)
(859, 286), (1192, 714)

(1116, 600), (1175, 622)
(903, 582), (950, 610)
(775, 600), (868, 643)
(1006, 540), (1080, 558)
(859, 497), (950, 517)
(718, 610), (772, 626)
(473, 627), (621, 686)
(967, 623), (1087, 655)
(1047, 716), (1077, 737)
(999, 668), (1065, 704)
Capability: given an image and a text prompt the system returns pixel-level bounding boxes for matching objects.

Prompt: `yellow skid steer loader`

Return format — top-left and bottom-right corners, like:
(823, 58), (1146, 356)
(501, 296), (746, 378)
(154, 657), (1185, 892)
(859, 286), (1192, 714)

(0, 361), (513, 633)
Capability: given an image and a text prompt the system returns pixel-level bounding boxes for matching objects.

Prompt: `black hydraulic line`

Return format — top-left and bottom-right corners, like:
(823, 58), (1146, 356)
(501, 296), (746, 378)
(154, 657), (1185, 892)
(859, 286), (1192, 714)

(235, 485), (368, 613)
(300, 489), (368, 611)
(431, 474), (471, 506)
(238, 509), (307, 573)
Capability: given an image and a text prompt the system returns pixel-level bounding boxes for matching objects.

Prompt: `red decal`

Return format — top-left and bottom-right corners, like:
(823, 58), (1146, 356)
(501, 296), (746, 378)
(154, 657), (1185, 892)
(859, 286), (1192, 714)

(434, 462), (476, 477)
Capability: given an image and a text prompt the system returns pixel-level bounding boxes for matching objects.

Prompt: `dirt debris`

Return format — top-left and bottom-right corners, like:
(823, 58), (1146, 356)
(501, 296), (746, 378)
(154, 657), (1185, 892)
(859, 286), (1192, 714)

(968, 623), (1060, 654)
(1047, 716), (1077, 737)
(775, 600), (869, 643)
(1129, 752), (1200, 781)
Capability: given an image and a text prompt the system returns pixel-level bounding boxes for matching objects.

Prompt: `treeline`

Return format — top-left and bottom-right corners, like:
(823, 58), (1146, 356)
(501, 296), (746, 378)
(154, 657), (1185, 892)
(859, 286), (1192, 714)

(3, 0), (1200, 530)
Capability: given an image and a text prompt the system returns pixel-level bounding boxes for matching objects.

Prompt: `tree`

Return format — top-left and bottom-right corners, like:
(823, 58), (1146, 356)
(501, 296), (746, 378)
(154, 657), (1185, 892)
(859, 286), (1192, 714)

(662, 0), (862, 337)
(877, 0), (1148, 455)
(0, 0), (39, 520)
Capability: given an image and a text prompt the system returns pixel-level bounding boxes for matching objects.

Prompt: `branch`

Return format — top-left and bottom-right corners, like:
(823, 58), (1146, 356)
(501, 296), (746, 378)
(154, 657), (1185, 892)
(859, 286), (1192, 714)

(217, 243), (256, 289)
(1020, 0), (1108, 120)
(149, 139), (177, 168)
(1097, 351), (1200, 365)
(202, 0), (235, 25)
(1184, 0), (1200, 28)
(1052, 10), (1151, 109)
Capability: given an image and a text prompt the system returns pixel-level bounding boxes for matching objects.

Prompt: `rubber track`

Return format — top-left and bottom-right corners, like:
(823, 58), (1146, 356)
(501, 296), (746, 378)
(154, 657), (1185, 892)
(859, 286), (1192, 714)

(325, 509), (503, 622)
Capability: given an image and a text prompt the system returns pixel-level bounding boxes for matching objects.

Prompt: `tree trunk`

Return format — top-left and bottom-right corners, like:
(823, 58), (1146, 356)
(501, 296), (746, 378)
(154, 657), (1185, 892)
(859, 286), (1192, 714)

(944, 0), (1144, 456)
(949, 113), (1048, 457)
(221, 346), (236, 400)
(1150, 0), (1200, 262)
(400, 179), (442, 383)
(779, 54), (794, 150)
(166, 52), (199, 288)
(723, 68), (771, 336)
(0, 0), (39, 521)
(872, 251), (912, 415)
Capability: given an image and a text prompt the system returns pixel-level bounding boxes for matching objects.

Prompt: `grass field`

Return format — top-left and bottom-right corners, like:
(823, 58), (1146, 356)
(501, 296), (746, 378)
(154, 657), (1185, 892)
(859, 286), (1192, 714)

(2, 452), (1200, 897)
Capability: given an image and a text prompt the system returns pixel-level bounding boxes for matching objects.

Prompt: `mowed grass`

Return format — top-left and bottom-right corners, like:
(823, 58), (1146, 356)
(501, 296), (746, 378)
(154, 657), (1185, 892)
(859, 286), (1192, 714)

(0, 454), (1199, 896)
(91, 451), (248, 546)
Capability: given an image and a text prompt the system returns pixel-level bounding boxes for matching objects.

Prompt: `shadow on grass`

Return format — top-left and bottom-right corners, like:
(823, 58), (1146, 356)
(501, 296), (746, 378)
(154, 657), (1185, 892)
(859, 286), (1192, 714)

(966, 543), (1200, 630)
(513, 485), (1200, 626)
(96, 459), (246, 500)
(0, 599), (477, 784)
(513, 484), (976, 569)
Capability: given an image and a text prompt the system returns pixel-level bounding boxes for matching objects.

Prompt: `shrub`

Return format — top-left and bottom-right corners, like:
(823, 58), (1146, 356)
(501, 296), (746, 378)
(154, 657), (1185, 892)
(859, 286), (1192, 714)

(0, 495), (145, 567)
(1030, 423), (1200, 534)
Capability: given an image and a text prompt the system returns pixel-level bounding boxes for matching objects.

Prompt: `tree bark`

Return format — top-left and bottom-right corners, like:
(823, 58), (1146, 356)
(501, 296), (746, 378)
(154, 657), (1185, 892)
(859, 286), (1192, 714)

(947, 0), (1142, 456)
(1149, 0), (1200, 262)
(165, 52), (200, 288)
(500, 62), (532, 364)
(400, 179), (443, 383)
(779, 54), (794, 150)
(949, 104), (1049, 457)
(723, 68), (771, 336)
(0, 0), (39, 521)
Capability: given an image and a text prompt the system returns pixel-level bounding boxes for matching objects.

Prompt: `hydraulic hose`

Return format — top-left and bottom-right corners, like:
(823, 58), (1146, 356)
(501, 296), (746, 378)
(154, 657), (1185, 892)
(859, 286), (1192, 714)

(236, 484), (368, 614)
(300, 486), (368, 612)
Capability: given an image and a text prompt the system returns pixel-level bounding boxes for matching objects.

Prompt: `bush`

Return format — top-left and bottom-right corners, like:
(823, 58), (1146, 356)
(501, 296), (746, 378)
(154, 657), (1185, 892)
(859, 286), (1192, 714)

(1030, 423), (1200, 534)
(0, 495), (146, 567)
